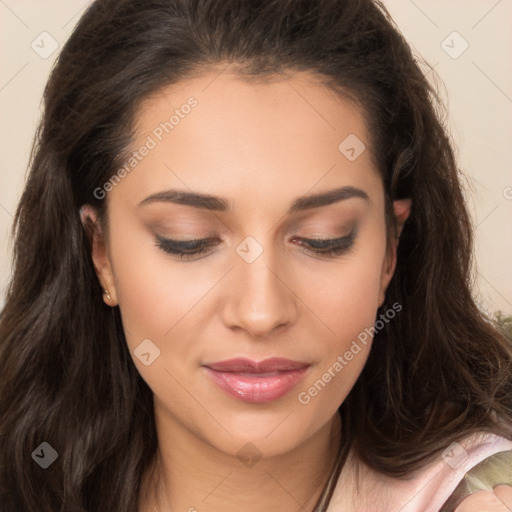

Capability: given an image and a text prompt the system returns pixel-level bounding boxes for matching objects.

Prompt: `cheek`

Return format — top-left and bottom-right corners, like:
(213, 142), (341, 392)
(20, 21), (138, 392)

(294, 230), (388, 404)
(107, 227), (219, 402)
(110, 221), (189, 350)
(304, 233), (387, 337)
(107, 217), (242, 406)
(109, 226), (217, 347)
(110, 245), (179, 343)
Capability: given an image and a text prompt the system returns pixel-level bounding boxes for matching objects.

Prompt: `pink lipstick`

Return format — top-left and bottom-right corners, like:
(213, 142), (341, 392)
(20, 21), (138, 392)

(202, 357), (310, 403)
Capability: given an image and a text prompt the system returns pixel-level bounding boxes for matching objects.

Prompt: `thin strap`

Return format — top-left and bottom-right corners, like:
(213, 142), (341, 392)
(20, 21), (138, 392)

(313, 411), (348, 512)
(313, 437), (346, 512)
(439, 450), (512, 512)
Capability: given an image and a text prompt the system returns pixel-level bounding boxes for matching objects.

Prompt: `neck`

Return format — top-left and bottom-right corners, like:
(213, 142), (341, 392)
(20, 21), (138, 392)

(139, 408), (342, 512)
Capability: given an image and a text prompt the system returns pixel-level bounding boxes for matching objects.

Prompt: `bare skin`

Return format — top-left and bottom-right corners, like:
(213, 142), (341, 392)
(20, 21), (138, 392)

(454, 487), (512, 512)
(82, 67), (411, 512)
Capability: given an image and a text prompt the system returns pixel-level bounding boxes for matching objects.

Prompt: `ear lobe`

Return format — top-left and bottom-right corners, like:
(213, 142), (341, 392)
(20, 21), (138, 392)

(80, 204), (118, 306)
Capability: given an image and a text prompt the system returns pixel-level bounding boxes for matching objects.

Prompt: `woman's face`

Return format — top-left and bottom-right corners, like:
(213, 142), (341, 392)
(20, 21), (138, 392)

(89, 69), (402, 459)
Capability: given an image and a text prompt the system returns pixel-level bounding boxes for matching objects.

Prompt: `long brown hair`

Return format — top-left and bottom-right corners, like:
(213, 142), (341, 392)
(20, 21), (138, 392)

(1, 0), (511, 510)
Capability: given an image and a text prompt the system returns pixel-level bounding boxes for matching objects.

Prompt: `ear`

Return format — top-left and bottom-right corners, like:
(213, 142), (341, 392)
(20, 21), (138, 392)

(80, 204), (118, 307)
(378, 198), (412, 307)
(393, 198), (412, 239)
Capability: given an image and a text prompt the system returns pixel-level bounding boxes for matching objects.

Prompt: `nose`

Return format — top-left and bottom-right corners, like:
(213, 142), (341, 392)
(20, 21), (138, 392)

(222, 244), (298, 338)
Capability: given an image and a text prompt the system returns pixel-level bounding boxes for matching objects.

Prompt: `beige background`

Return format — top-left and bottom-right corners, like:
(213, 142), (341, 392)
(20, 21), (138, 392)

(1, 1), (511, 314)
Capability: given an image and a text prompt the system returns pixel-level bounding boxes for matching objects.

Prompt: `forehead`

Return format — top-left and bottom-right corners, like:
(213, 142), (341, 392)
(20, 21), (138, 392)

(110, 69), (383, 210)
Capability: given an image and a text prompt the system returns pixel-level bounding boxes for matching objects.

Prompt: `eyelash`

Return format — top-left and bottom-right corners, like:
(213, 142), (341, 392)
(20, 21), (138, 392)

(293, 233), (355, 257)
(155, 232), (355, 261)
(155, 236), (216, 260)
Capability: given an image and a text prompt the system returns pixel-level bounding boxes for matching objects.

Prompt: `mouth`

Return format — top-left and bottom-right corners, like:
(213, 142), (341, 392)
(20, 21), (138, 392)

(202, 357), (310, 403)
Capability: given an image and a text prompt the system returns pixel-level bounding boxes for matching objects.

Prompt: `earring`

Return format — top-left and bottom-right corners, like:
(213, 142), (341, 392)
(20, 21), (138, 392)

(103, 288), (114, 306)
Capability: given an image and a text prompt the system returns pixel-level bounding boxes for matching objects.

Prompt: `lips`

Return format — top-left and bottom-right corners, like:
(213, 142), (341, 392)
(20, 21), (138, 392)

(202, 357), (310, 403)
(205, 357), (309, 373)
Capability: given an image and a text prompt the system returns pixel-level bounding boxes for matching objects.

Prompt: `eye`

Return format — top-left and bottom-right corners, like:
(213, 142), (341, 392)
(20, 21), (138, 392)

(155, 231), (356, 261)
(155, 235), (220, 261)
(292, 231), (356, 257)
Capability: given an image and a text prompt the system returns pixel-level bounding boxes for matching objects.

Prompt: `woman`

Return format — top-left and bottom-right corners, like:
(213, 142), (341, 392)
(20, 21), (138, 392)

(0, 0), (511, 511)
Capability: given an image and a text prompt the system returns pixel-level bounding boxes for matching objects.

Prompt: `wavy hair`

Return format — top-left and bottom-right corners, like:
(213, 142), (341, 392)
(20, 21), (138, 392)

(1, 0), (511, 510)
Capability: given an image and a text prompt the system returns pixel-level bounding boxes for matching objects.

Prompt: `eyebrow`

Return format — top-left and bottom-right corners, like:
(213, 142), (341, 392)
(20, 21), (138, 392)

(139, 185), (370, 214)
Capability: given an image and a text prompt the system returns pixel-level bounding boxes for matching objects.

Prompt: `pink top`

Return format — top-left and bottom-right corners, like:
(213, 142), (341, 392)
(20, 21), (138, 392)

(326, 431), (512, 512)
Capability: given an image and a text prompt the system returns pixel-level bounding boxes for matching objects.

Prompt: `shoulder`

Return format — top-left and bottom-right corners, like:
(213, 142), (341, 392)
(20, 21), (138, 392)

(441, 447), (512, 512)
(397, 431), (512, 512)
(327, 430), (512, 512)
(452, 486), (512, 512)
